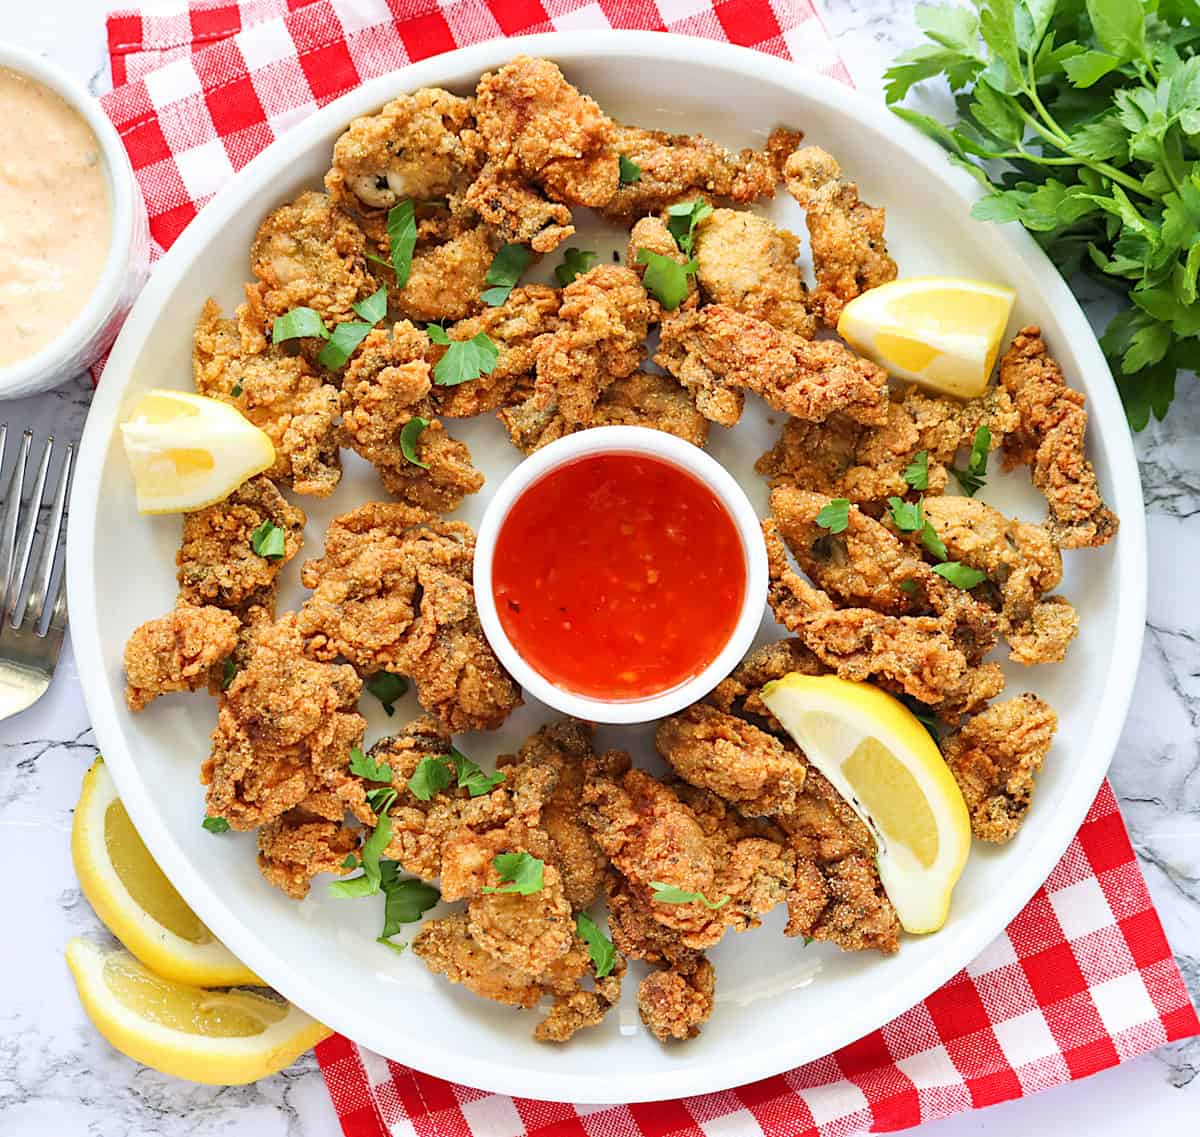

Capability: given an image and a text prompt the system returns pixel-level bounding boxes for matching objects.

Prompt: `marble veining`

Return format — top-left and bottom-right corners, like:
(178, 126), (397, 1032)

(0, 2), (1196, 1134)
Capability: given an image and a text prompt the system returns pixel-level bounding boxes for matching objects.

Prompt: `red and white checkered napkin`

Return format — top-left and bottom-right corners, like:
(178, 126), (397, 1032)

(101, 2), (1198, 1133)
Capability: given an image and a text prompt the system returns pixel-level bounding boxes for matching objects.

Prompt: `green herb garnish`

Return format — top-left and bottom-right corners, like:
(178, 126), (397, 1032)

(481, 243), (533, 307)
(482, 852), (544, 896)
(426, 325), (499, 386)
(202, 816), (230, 834)
(365, 786), (397, 817)
(575, 911), (616, 978)
(376, 937), (408, 955)
(349, 746), (393, 783)
(648, 881), (729, 909)
(815, 497), (851, 534)
(887, 496), (925, 532)
(950, 425), (991, 497)
(365, 672), (408, 715)
(219, 658), (236, 691)
(450, 747), (505, 797)
(230, 381), (243, 398)
(353, 286), (389, 325)
(328, 805), (393, 899)
(898, 579), (918, 595)
(903, 450), (929, 491)
(637, 249), (697, 310)
(249, 519), (286, 559)
(618, 154), (642, 184)
(665, 198), (713, 255)
(399, 417), (429, 469)
(272, 307), (328, 344)
(554, 247), (599, 287)
(380, 865), (439, 936)
(407, 755), (454, 801)
(341, 854), (359, 870)
(921, 521), (949, 561)
(387, 200), (417, 288)
(317, 321), (374, 370)
(932, 562), (988, 589)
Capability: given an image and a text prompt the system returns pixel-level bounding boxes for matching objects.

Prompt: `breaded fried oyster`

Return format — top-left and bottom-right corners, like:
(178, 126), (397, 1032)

(124, 604), (240, 712)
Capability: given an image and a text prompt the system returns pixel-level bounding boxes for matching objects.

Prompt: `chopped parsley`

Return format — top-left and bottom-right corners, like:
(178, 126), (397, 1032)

(341, 854), (359, 870)
(898, 579), (918, 595)
(407, 749), (504, 800)
(887, 496), (924, 533)
(649, 881), (729, 909)
(408, 755), (454, 801)
(386, 200), (417, 288)
(618, 154), (642, 185)
(380, 865), (439, 935)
(365, 785), (397, 816)
(920, 522), (948, 562)
(481, 243), (533, 306)
(271, 307), (328, 344)
(426, 325), (499, 386)
(353, 286), (389, 325)
(219, 657), (236, 691)
(249, 519), (286, 559)
(665, 198), (713, 255)
(554, 247), (598, 287)
(328, 804), (394, 899)
(230, 381), (243, 398)
(483, 852), (544, 896)
(349, 745), (393, 783)
(202, 816), (230, 834)
(903, 450), (929, 491)
(376, 937), (408, 955)
(950, 426), (991, 497)
(450, 747), (505, 797)
(317, 320), (374, 370)
(932, 562), (987, 590)
(815, 498), (851, 535)
(365, 672), (408, 716)
(575, 911), (616, 978)
(636, 248), (696, 310)
(399, 417), (429, 469)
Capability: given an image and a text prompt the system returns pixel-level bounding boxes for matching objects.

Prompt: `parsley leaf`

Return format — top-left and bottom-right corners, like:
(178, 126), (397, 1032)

(352, 286), (389, 325)
(317, 321), (374, 370)
(903, 450), (929, 491)
(408, 755), (454, 801)
(328, 806), (393, 899)
(399, 416), (430, 469)
(450, 747), (505, 797)
(649, 881), (729, 909)
(380, 869), (439, 936)
(815, 498), (851, 534)
(365, 786), (397, 816)
(618, 155), (642, 184)
(230, 381), (243, 398)
(481, 243), (533, 306)
(949, 426), (991, 497)
(554, 247), (599, 287)
(921, 521), (948, 562)
(898, 579), (918, 594)
(426, 325), (499, 386)
(349, 745), (393, 783)
(341, 854), (359, 870)
(932, 562), (988, 589)
(482, 852), (544, 895)
(636, 249), (696, 310)
(250, 520), (286, 559)
(376, 937), (408, 955)
(272, 307), (328, 343)
(219, 658), (236, 691)
(575, 911), (616, 978)
(665, 198), (713, 255)
(887, 496), (925, 532)
(202, 816), (229, 834)
(387, 200), (417, 288)
(365, 672), (408, 715)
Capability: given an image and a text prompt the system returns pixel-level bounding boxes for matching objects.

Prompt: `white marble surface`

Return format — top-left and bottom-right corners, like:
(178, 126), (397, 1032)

(0, 2), (1196, 1135)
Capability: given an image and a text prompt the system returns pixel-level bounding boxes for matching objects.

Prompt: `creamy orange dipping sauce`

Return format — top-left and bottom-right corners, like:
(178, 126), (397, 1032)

(0, 67), (112, 368)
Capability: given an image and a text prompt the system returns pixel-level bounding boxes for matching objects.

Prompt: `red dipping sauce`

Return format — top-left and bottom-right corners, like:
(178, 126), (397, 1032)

(492, 452), (747, 701)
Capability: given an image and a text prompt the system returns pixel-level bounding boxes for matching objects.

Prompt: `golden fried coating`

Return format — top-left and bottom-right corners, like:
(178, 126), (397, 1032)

(177, 476), (305, 614)
(535, 961), (625, 1043)
(708, 637), (827, 728)
(775, 768), (900, 953)
(391, 216), (498, 323)
(582, 752), (794, 951)
(468, 862), (576, 976)
(693, 209), (816, 337)
(193, 300), (342, 497)
(919, 496), (1078, 664)
(756, 384), (1018, 511)
(298, 504), (520, 732)
(325, 87), (483, 213)
(655, 305), (888, 428)
(124, 604), (240, 712)
(474, 57), (618, 209)
(657, 704), (808, 817)
(201, 616), (367, 830)
(943, 694), (1058, 842)
(340, 323), (484, 512)
(464, 164), (575, 253)
(638, 956), (715, 1042)
(604, 871), (699, 966)
(245, 191), (374, 330)
(999, 327), (1118, 549)
(256, 807), (360, 899)
(783, 146), (897, 326)
(601, 122), (779, 222)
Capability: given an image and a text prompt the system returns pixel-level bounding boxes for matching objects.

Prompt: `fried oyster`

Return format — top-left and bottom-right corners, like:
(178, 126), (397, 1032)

(124, 603), (240, 712)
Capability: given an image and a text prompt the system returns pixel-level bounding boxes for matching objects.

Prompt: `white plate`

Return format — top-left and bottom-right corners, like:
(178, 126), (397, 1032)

(68, 32), (1146, 1104)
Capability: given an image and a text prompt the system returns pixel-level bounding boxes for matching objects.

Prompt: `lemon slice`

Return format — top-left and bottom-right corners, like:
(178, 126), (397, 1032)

(72, 757), (260, 988)
(761, 673), (970, 933)
(65, 938), (330, 1085)
(837, 276), (1016, 398)
(120, 389), (275, 514)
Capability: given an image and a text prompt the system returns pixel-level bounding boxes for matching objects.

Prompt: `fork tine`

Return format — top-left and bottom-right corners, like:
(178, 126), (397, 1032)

(8, 435), (52, 628)
(25, 443), (72, 631)
(0, 429), (28, 609)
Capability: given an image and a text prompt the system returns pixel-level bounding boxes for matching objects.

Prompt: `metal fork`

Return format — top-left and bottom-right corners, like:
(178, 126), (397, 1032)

(0, 428), (73, 720)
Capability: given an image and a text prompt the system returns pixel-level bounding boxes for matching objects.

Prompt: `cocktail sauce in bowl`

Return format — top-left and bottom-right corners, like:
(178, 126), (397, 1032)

(475, 426), (767, 724)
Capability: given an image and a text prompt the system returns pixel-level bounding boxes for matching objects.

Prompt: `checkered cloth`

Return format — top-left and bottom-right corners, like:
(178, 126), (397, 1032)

(101, 2), (1199, 1134)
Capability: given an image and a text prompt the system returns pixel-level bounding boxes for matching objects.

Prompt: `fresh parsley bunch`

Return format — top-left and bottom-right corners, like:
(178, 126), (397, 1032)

(885, 0), (1200, 429)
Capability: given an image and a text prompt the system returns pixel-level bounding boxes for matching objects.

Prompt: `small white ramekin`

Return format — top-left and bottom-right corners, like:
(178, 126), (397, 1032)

(0, 44), (149, 399)
(474, 425), (768, 724)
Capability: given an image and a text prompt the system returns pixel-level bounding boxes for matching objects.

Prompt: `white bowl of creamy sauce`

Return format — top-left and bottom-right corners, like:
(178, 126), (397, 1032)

(0, 46), (148, 398)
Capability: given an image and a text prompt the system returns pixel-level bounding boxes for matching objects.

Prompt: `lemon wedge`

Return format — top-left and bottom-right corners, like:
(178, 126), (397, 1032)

(761, 673), (970, 933)
(120, 389), (274, 513)
(65, 938), (330, 1085)
(72, 757), (260, 988)
(837, 276), (1016, 398)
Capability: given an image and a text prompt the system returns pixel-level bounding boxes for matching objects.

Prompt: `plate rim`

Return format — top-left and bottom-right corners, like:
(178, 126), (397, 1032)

(68, 30), (1148, 1103)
